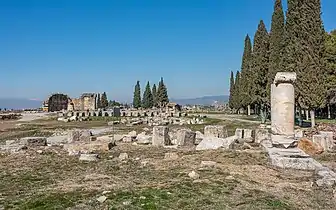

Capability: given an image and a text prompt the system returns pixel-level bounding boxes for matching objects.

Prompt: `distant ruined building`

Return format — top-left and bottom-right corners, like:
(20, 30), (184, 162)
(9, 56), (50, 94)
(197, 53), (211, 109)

(43, 93), (97, 112)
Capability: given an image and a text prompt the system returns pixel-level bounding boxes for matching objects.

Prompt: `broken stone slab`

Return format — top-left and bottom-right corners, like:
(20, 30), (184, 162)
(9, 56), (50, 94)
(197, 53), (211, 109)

(195, 131), (204, 145)
(67, 129), (92, 143)
(294, 130), (304, 139)
(314, 167), (336, 187)
(0, 144), (27, 153)
(176, 129), (196, 147)
(204, 125), (228, 138)
(79, 154), (99, 161)
(243, 129), (253, 139)
(265, 147), (322, 171)
(312, 135), (328, 152)
(273, 72), (297, 84)
(20, 137), (47, 147)
(46, 135), (68, 146)
(122, 135), (136, 143)
(298, 138), (323, 156)
(271, 135), (297, 148)
(136, 133), (152, 145)
(319, 131), (334, 152)
(196, 136), (236, 151)
(128, 131), (137, 137)
(255, 129), (270, 144)
(64, 141), (112, 155)
(152, 126), (170, 146)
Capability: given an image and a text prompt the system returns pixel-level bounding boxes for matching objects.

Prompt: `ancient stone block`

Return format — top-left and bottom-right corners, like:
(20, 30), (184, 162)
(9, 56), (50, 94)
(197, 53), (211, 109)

(313, 135), (328, 152)
(164, 152), (179, 160)
(152, 126), (170, 146)
(243, 129), (253, 139)
(64, 141), (111, 155)
(176, 129), (196, 147)
(294, 129), (303, 139)
(204, 125), (228, 138)
(298, 138), (323, 156)
(255, 129), (270, 144)
(319, 131), (334, 151)
(196, 136), (236, 151)
(274, 72), (297, 84)
(20, 137), (47, 147)
(67, 129), (92, 143)
(235, 128), (243, 139)
(79, 154), (99, 161)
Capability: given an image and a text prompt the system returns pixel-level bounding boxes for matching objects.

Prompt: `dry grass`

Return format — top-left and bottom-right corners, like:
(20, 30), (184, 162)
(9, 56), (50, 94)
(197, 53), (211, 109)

(1, 144), (335, 209)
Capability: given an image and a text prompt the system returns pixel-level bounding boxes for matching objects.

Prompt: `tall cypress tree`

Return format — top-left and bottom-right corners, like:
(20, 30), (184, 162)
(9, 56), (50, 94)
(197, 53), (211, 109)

(232, 71), (241, 111)
(133, 81), (141, 109)
(157, 77), (169, 107)
(239, 34), (253, 115)
(96, 93), (101, 109)
(101, 92), (108, 108)
(299, 0), (326, 127)
(228, 71), (235, 109)
(251, 20), (269, 121)
(142, 81), (154, 108)
(268, 0), (285, 104)
(152, 84), (157, 107)
(325, 30), (336, 109)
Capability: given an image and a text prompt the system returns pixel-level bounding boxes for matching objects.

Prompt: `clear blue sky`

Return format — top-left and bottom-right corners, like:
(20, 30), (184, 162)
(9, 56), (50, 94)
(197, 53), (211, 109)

(0, 0), (335, 102)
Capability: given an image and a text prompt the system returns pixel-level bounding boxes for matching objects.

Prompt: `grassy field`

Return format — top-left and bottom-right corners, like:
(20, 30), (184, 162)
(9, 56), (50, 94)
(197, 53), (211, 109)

(1, 144), (335, 209)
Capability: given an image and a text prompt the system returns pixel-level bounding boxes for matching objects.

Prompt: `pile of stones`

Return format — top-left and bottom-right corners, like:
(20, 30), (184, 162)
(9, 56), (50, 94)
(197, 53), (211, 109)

(57, 115), (90, 122)
(0, 113), (22, 121)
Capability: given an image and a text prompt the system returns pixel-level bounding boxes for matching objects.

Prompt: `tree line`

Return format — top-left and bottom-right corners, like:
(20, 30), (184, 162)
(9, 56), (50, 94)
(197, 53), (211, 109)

(133, 77), (169, 109)
(229, 0), (336, 126)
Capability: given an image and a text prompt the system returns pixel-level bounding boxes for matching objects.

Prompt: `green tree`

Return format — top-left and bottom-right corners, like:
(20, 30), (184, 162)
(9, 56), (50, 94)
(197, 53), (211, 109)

(109, 100), (121, 107)
(239, 34), (253, 115)
(268, 0), (285, 104)
(152, 84), (157, 107)
(228, 71), (235, 109)
(142, 81), (154, 108)
(133, 81), (142, 109)
(101, 92), (108, 108)
(232, 71), (241, 111)
(325, 30), (336, 118)
(96, 93), (101, 109)
(251, 20), (269, 122)
(157, 77), (169, 107)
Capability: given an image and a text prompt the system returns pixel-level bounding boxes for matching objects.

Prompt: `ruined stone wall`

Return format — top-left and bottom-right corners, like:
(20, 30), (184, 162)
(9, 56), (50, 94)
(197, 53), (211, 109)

(71, 98), (82, 111)
(83, 96), (96, 111)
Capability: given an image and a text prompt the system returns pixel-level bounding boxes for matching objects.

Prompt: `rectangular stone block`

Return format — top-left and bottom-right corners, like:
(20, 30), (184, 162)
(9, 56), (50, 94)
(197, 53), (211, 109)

(243, 129), (253, 139)
(152, 126), (170, 146)
(313, 134), (330, 152)
(319, 131), (334, 151)
(20, 137), (47, 147)
(176, 129), (196, 147)
(294, 129), (303, 139)
(204, 125), (228, 138)
(235, 128), (243, 139)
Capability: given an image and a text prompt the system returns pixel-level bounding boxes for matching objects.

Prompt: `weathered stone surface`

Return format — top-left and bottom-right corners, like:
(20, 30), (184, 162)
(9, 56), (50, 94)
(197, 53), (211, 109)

(271, 135), (297, 149)
(122, 135), (135, 143)
(243, 129), (253, 139)
(119, 153), (128, 160)
(204, 125), (228, 138)
(201, 161), (217, 167)
(273, 72), (297, 84)
(176, 129), (196, 147)
(20, 137), (47, 147)
(255, 129), (270, 144)
(235, 128), (243, 139)
(47, 135), (67, 146)
(314, 167), (336, 187)
(64, 141), (111, 155)
(312, 135), (328, 152)
(152, 126), (170, 146)
(294, 130), (304, 139)
(265, 147), (322, 170)
(298, 138), (323, 156)
(79, 154), (99, 161)
(188, 171), (199, 179)
(195, 131), (204, 145)
(164, 152), (179, 160)
(136, 133), (152, 144)
(67, 130), (92, 143)
(196, 136), (236, 151)
(319, 131), (334, 152)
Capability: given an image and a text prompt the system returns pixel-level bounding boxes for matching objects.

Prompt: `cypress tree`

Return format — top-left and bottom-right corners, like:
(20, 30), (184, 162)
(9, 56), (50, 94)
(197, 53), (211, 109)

(251, 20), (269, 121)
(101, 92), (108, 108)
(228, 71), (235, 109)
(157, 77), (169, 107)
(133, 81), (142, 109)
(142, 82), (154, 109)
(239, 34), (253, 115)
(268, 0), (285, 104)
(96, 93), (101, 109)
(298, 0), (326, 127)
(233, 71), (241, 111)
(325, 30), (336, 115)
(152, 84), (157, 107)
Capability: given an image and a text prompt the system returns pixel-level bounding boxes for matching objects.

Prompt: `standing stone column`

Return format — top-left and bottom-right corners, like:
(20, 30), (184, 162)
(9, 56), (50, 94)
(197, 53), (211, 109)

(271, 72), (297, 148)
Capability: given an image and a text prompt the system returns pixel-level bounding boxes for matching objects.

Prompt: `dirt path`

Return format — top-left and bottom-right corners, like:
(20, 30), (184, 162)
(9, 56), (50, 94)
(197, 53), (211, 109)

(206, 114), (261, 124)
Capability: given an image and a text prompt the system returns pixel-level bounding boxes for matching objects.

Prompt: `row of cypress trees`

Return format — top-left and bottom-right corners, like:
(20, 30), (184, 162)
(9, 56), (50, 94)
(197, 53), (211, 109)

(96, 92), (109, 109)
(229, 0), (336, 126)
(133, 77), (169, 109)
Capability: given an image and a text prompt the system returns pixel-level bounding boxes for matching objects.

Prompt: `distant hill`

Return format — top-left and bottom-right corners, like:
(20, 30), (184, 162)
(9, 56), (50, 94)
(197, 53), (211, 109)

(0, 98), (42, 110)
(171, 95), (229, 105)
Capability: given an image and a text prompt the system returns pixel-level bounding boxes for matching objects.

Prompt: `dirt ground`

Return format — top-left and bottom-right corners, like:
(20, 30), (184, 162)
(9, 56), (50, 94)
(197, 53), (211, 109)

(0, 116), (336, 209)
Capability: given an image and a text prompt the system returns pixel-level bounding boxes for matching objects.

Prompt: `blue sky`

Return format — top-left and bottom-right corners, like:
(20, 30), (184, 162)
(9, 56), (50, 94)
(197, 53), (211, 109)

(0, 0), (335, 102)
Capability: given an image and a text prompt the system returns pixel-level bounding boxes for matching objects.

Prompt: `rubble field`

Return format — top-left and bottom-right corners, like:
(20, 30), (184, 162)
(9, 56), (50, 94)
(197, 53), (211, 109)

(0, 117), (336, 209)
